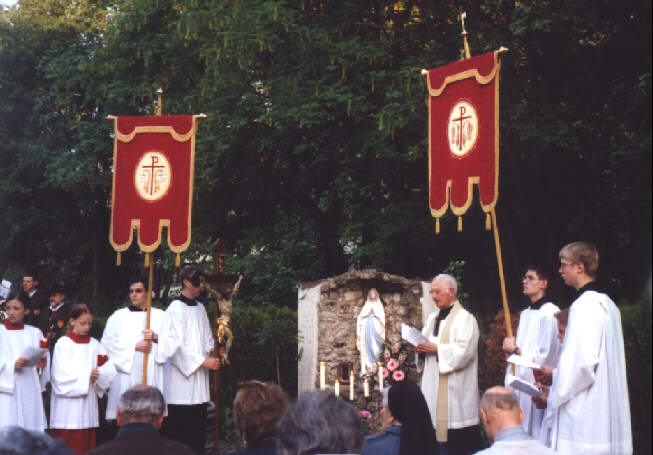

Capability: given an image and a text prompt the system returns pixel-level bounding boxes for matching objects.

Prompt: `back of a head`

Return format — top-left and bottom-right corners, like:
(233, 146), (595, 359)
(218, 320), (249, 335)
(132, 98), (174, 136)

(117, 384), (166, 424)
(276, 390), (363, 455)
(234, 381), (289, 447)
(388, 380), (438, 455)
(0, 426), (73, 455)
(480, 386), (522, 439)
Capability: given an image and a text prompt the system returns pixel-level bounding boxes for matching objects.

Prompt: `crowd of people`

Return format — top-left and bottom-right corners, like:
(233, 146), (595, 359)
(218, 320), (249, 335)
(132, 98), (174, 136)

(0, 241), (633, 455)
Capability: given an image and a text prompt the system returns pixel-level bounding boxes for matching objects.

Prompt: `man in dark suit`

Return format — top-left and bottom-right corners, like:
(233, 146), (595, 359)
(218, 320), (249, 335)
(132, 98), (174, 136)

(45, 282), (72, 352)
(88, 385), (196, 455)
(18, 272), (50, 334)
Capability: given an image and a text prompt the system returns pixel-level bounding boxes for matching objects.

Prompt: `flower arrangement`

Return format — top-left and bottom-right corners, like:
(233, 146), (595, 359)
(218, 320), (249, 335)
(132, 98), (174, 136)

(379, 341), (410, 385)
(359, 410), (372, 435)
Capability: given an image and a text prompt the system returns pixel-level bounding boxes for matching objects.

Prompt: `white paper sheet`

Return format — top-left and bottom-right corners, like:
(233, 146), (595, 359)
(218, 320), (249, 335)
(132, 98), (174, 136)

(507, 354), (542, 370)
(401, 323), (429, 346)
(506, 374), (544, 398)
(20, 346), (48, 367)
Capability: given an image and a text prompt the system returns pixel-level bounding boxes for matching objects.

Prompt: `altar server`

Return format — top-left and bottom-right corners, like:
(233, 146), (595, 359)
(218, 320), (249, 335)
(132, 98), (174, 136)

(0, 298), (49, 431)
(101, 277), (165, 421)
(50, 304), (114, 455)
(157, 264), (221, 454)
(502, 266), (560, 438)
(416, 274), (481, 455)
(551, 241), (632, 454)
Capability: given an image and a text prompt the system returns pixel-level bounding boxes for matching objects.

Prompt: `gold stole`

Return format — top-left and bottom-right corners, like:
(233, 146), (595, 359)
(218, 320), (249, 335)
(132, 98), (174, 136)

(435, 300), (462, 442)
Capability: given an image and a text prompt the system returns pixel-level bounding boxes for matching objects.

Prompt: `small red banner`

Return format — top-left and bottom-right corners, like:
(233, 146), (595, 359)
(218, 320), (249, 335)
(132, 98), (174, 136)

(427, 51), (504, 221)
(108, 115), (204, 254)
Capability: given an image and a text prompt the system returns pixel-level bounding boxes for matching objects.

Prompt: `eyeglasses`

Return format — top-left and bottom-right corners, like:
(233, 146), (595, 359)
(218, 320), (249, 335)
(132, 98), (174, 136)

(559, 261), (574, 269)
(130, 289), (145, 294)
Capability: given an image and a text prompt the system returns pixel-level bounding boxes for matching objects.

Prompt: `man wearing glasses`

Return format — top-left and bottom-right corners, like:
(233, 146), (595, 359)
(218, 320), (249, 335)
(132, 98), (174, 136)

(502, 266), (561, 440)
(548, 242), (632, 454)
(101, 277), (166, 435)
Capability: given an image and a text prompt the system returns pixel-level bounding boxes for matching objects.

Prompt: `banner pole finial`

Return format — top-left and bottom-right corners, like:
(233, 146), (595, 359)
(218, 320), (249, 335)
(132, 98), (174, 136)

(459, 10), (471, 59)
(156, 87), (163, 116)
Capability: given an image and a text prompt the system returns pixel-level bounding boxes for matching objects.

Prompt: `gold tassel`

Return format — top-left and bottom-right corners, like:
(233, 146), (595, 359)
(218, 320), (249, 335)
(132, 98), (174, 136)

(175, 254), (181, 267)
(144, 254), (149, 267)
(457, 216), (463, 232)
(435, 218), (440, 234)
(116, 252), (121, 266)
(485, 213), (491, 231)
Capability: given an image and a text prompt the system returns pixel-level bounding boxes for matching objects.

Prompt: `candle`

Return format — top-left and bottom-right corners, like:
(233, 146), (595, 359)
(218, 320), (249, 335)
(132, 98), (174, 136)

(97, 354), (108, 367)
(349, 371), (354, 401)
(40, 338), (48, 349)
(334, 380), (340, 396)
(364, 377), (369, 397)
(320, 361), (326, 390)
(377, 362), (383, 391)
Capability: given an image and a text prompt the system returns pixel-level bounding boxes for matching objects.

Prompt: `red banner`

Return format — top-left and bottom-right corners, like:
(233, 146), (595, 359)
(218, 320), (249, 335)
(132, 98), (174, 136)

(108, 115), (204, 255)
(427, 51), (504, 224)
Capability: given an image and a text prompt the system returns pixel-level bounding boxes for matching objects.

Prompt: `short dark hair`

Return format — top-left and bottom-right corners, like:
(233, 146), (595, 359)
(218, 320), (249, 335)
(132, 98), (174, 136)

(277, 391), (363, 455)
(23, 272), (39, 282)
(234, 381), (288, 447)
(0, 426), (73, 455)
(50, 282), (66, 296)
(180, 264), (204, 288)
(128, 276), (147, 288)
(524, 265), (550, 283)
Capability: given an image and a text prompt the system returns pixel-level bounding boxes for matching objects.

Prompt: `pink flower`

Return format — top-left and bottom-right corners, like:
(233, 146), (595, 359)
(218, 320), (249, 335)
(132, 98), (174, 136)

(387, 358), (399, 372)
(382, 367), (389, 379)
(391, 343), (401, 353)
(392, 370), (405, 381)
(359, 410), (372, 419)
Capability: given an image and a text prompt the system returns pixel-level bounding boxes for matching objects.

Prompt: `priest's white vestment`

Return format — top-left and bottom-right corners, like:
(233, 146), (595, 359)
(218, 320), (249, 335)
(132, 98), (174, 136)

(504, 301), (560, 438)
(0, 323), (48, 431)
(101, 307), (166, 419)
(50, 335), (109, 429)
(419, 301), (480, 436)
(550, 290), (632, 455)
(157, 299), (214, 405)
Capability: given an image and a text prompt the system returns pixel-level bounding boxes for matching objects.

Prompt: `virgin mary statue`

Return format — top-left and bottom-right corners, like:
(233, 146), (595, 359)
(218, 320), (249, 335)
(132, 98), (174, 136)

(356, 288), (385, 375)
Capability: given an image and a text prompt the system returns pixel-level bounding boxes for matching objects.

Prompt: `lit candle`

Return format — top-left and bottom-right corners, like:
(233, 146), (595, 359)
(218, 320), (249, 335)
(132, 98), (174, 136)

(364, 377), (370, 397)
(349, 371), (354, 401)
(320, 361), (326, 390)
(334, 379), (340, 396)
(377, 362), (383, 391)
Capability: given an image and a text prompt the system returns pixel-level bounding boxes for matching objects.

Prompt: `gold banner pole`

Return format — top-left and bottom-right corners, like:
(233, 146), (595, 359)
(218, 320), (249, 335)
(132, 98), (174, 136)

(142, 252), (154, 384)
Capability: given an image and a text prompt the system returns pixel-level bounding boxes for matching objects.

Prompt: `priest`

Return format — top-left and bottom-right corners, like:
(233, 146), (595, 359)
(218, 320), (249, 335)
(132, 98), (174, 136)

(157, 265), (221, 454)
(551, 241), (632, 454)
(101, 278), (166, 425)
(502, 266), (560, 438)
(416, 274), (482, 455)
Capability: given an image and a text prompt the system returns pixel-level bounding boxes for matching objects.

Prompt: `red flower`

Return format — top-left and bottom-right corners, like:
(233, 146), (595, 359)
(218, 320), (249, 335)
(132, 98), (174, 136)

(392, 370), (405, 381)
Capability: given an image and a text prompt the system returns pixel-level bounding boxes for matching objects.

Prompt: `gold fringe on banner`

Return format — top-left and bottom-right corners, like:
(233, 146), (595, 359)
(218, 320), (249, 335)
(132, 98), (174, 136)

(116, 252), (121, 266)
(435, 218), (440, 234)
(485, 213), (491, 231)
(175, 254), (181, 267)
(457, 216), (463, 232)
(144, 254), (150, 268)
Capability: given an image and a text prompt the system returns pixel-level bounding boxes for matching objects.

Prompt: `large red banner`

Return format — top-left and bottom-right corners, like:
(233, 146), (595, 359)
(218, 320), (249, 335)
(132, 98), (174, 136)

(109, 115), (204, 255)
(427, 50), (504, 225)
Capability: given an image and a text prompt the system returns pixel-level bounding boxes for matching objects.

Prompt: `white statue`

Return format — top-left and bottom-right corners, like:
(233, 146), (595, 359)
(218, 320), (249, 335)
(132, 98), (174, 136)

(356, 288), (385, 375)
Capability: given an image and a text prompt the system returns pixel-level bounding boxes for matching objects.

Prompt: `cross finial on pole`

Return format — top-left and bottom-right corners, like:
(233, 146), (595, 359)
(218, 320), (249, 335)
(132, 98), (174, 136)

(459, 10), (471, 59)
(156, 87), (163, 116)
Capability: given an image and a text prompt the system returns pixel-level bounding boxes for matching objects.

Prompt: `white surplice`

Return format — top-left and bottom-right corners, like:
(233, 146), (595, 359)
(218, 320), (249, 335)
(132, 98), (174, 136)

(419, 302), (480, 431)
(504, 301), (561, 438)
(550, 290), (632, 455)
(101, 307), (166, 420)
(0, 324), (48, 431)
(157, 299), (214, 405)
(50, 335), (109, 429)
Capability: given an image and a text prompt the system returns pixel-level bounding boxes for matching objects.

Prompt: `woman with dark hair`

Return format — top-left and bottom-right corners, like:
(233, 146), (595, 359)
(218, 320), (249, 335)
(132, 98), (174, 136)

(362, 380), (438, 455)
(229, 381), (289, 455)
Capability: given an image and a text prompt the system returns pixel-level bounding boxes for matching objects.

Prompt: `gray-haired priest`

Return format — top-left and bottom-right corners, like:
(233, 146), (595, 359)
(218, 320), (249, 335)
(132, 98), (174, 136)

(417, 274), (482, 455)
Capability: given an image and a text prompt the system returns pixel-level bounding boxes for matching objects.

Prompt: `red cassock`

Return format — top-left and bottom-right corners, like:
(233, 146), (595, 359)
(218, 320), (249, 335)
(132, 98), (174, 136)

(427, 51), (504, 222)
(109, 115), (204, 255)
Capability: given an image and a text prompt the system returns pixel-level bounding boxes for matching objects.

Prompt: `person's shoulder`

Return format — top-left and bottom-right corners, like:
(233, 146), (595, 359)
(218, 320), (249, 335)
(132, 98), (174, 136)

(362, 426), (401, 455)
(539, 302), (560, 315)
